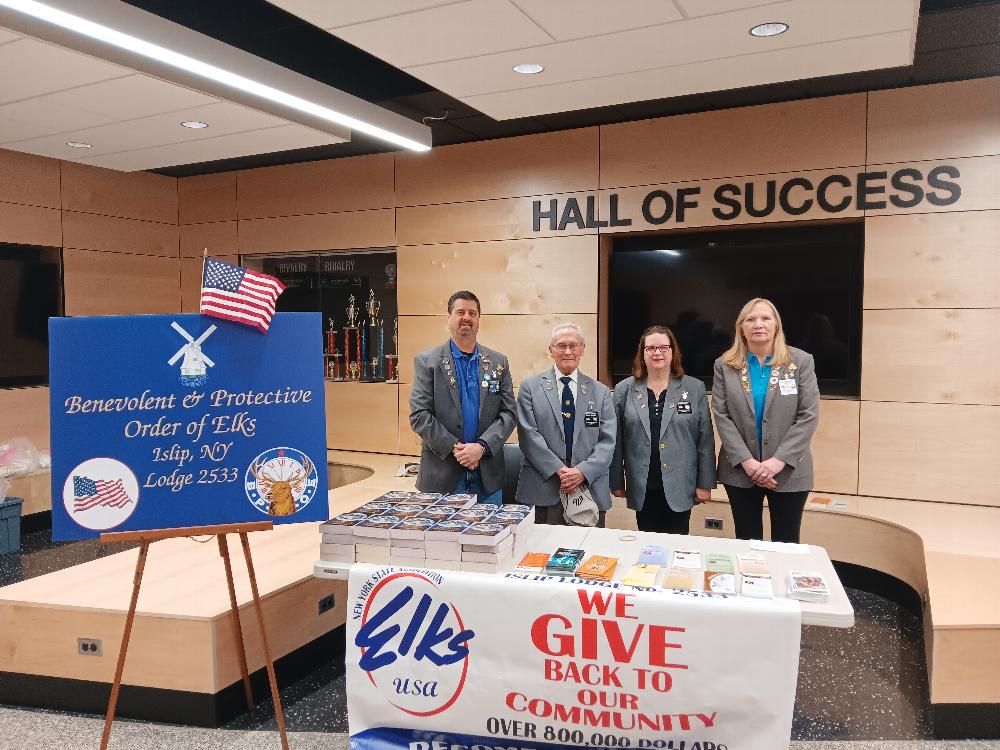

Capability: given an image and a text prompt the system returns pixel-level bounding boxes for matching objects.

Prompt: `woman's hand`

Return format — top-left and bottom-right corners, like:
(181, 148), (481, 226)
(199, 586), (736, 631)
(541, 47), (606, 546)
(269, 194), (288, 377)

(611, 489), (626, 498)
(751, 457), (785, 488)
(695, 488), (712, 504)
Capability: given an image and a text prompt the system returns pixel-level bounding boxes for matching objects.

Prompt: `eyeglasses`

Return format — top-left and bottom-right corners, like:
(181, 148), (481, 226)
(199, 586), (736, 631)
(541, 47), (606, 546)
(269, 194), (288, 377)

(551, 343), (582, 352)
(643, 345), (672, 353)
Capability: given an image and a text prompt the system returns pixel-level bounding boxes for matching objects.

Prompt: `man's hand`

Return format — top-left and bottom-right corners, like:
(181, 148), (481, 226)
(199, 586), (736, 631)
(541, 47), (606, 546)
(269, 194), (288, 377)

(556, 466), (585, 492)
(453, 442), (485, 470)
(611, 489), (627, 498)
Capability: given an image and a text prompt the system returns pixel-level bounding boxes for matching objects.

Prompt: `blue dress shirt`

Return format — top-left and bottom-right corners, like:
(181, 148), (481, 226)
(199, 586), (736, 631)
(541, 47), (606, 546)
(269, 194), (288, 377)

(747, 353), (772, 455)
(449, 339), (480, 444)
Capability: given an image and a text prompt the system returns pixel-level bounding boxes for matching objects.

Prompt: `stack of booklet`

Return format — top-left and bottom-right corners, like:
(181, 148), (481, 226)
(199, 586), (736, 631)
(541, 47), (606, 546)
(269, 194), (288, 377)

(622, 544), (668, 588)
(576, 555), (618, 581)
(703, 554), (737, 594)
(663, 548), (703, 590)
(786, 570), (830, 602)
(737, 552), (774, 598)
(514, 552), (550, 573)
(459, 522), (513, 573)
(544, 547), (586, 576)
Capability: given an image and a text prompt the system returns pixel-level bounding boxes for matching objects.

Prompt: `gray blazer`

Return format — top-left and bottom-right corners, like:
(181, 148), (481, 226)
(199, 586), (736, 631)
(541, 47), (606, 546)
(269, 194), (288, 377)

(609, 375), (716, 513)
(408, 342), (516, 495)
(515, 370), (617, 509)
(711, 346), (820, 492)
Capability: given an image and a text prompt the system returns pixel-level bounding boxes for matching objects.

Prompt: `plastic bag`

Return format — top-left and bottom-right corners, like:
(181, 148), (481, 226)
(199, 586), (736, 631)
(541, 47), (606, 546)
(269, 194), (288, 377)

(0, 437), (44, 478)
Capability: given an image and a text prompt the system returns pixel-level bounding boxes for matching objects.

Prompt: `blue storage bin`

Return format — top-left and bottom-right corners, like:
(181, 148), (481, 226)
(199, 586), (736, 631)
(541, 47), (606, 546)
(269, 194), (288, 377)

(0, 497), (22, 554)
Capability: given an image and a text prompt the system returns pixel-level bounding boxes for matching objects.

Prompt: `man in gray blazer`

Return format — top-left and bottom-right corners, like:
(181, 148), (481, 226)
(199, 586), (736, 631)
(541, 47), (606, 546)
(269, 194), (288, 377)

(409, 291), (515, 503)
(515, 323), (617, 525)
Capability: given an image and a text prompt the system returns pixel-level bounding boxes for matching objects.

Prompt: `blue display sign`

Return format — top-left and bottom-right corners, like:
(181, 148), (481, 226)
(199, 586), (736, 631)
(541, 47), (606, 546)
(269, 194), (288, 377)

(49, 313), (328, 541)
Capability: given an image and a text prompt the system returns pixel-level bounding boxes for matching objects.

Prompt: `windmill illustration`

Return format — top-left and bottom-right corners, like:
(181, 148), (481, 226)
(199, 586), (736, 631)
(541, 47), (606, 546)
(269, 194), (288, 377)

(168, 322), (216, 386)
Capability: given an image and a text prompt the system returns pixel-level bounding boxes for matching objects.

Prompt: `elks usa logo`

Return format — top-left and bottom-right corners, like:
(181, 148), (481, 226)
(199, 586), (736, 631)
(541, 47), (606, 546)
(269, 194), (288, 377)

(354, 571), (475, 717)
(244, 446), (318, 516)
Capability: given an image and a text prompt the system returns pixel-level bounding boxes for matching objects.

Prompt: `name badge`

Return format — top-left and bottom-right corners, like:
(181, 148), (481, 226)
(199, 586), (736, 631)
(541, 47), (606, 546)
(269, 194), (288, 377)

(584, 411), (599, 427)
(779, 378), (798, 395)
(676, 401), (692, 414)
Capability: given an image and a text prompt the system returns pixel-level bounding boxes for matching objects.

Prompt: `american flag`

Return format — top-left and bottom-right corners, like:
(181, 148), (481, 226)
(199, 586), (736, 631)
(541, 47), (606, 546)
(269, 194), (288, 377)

(73, 475), (132, 512)
(200, 257), (285, 333)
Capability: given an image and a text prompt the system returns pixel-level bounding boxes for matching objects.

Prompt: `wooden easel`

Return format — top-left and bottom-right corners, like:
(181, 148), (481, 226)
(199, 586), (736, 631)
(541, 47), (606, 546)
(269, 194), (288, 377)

(97, 522), (289, 750)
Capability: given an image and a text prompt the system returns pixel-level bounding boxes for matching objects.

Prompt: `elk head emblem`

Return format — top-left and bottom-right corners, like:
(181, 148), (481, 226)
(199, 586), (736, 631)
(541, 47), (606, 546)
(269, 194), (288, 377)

(248, 455), (314, 516)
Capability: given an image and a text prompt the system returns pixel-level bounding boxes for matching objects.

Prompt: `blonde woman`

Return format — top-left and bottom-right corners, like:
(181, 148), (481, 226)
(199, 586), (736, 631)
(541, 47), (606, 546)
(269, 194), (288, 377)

(712, 298), (819, 543)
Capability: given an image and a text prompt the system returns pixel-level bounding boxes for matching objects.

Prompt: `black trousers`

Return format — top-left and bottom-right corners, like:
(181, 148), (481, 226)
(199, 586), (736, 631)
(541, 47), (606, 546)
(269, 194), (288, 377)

(636, 493), (691, 535)
(534, 504), (606, 528)
(723, 484), (809, 543)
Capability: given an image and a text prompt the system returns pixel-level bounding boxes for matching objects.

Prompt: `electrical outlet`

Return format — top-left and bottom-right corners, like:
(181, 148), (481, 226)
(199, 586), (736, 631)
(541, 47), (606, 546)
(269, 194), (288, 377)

(77, 638), (102, 656)
(704, 518), (723, 531)
(318, 594), (335, 615)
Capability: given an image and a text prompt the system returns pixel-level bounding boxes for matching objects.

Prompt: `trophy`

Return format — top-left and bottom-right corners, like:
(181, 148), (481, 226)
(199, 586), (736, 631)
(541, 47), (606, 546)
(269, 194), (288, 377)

(385, 316), (399, 384)
(343, 294), (361, 381)
(364, 291), (382, 381)
(325, 318), (344, 380)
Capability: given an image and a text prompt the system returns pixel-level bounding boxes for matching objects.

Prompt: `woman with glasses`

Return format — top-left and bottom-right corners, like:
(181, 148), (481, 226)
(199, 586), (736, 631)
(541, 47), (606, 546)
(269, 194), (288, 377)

(711, 298), (820, 543)
(610, 325), (716, 534)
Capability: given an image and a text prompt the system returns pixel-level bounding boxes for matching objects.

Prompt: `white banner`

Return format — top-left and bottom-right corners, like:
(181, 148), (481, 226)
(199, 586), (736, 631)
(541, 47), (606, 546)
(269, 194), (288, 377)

(347, 565), (801, 750)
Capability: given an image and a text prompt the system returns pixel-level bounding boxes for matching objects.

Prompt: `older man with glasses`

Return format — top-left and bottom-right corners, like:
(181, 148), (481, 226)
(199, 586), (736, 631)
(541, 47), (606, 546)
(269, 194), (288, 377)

(514, 323), (617, 526)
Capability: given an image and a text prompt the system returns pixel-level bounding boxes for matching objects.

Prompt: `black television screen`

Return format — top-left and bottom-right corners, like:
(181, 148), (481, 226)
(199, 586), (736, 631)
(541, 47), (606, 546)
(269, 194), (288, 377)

(0, 244), (63, 388)
(610, 222), (863, 396)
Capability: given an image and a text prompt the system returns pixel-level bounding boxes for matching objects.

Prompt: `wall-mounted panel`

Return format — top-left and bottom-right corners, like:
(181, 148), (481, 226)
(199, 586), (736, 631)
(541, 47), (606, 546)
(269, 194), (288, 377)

(862, 309), (1000, 405)
(864, 155), (1000, 216)
(62, 211), (178, 257)
(600, 94), (867, 189)
(239, 209), (394, 254)
(178, 172), (236, 225)
(61, 161), (177, 224)
(0, 386), (50, 453)
(859, 401), (1000, 506)
(63, 249), (179, 315)
(238, 153), (394, 219)
(180, 254), (238, 313)
(811, 398), (860, 496)
(396, 128), (599, 207)
(397, 194), (595, 245)
(0, 148), (60, 208)
(867, 78), (1000, 165)
(864, 211), (1000, 309)
(180, 221), (238, 258)
(0, 202), (61, 246)
(396, 236), (599, 316)
(326, 381), (399, 454)
(397, 314), (598, 386)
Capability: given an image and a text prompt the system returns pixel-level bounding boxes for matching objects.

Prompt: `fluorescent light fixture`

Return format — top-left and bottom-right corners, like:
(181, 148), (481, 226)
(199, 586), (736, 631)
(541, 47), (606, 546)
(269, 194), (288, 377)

(659, 249), (681, 257)
(0, 0), (431, 151)
(513, 63), (544, 75)
(749, 22), (789, 37)
(180, 120), (208, 129)
(65, 140), (92, 148)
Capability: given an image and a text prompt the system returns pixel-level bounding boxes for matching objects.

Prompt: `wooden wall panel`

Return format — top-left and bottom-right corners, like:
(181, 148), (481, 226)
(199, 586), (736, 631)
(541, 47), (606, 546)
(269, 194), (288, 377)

(63, 249), (180, 315)
(178, 172), (236, 225)
(868, 78), (1000, 165)
(811, 399), (860, 496)
(397, 194), (594, 245)
(397, 314), (598, 386)
(238, 153), (394, 219)
(0, 202), (61, 246)
(396, 128), (598, 206)
(0, 386), (50, 452)
(396, 236), (599, 315)
(0, 149), (60, 208)
(62, 211), (178, 257)
(180, 221), (238, 258)
(60, 161), (177, 224)
(865, 155), (1000, 216)
(864, 211), (1000, 309)
(326, 381), (399, 453)
(600, 94), (867, 189)
(180, 254), (238, 313)
(863, 309), (1000, 405)
(239, 209), (394, 254)
(859, 401), (1000, 506)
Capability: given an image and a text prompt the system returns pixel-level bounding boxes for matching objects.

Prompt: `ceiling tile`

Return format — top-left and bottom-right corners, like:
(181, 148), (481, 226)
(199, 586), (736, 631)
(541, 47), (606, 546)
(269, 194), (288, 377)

(405, 0), (917, 99)
(463, 30), (914, 119)
(0, 38), (130, 104)
(674, 0), (783, 17)
(331, 0), (554, 68)
(266, 0), (464, 29)
(0, 98), (118, 143)
(511, 0), (682, 40)
(44, 75), (218, 121)
(77, 124), (341, 171)
(0, 27), (20, 44)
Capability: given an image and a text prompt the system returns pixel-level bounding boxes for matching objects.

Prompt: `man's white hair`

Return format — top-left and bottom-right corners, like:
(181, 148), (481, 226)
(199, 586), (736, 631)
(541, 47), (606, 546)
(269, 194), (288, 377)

(549, 322), (586, 346)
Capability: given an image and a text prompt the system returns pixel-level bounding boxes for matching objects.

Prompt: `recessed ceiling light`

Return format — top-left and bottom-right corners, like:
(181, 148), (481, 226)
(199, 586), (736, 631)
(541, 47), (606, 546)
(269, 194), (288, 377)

(513, 63), (544, 75)
(749, 22), (788, 37)
(181, 120), (208, 129)
(65, 141), (92, 148)
(658, 249), (681, 257)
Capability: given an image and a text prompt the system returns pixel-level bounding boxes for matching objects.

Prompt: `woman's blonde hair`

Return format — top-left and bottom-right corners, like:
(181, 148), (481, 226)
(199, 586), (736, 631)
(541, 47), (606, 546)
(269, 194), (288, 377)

(722, 297), (791, 369)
